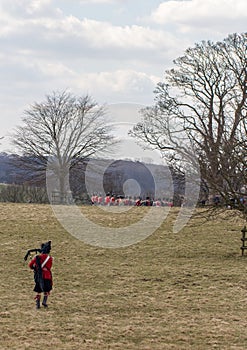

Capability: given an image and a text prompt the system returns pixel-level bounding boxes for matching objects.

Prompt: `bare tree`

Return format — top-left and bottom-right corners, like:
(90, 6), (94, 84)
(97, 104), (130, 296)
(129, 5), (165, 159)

(130, 32), (247, 211)
(12, 91), (115, 201)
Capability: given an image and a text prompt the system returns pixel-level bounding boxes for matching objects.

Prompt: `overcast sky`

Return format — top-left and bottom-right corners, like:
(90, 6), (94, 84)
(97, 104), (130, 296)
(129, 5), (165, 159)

(0, 0), (246, 152)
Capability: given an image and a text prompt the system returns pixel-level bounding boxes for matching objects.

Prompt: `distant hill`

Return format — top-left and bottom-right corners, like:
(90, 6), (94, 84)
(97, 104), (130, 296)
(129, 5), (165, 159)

(0, 153), (19, 183)
(0, 153), (184, 200)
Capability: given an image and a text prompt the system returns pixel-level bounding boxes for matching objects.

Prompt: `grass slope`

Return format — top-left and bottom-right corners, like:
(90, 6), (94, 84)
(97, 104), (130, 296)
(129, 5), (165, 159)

(0, 203), (247, 349)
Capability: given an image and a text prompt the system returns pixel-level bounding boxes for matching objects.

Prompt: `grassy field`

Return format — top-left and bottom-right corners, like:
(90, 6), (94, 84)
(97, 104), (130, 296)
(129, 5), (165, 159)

(1, 202), (247, 349)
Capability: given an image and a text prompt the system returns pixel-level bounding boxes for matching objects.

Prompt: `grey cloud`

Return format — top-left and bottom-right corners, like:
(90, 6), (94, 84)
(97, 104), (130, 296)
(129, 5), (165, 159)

(0, 0), (60, 19)
(0, 16), (180, 74)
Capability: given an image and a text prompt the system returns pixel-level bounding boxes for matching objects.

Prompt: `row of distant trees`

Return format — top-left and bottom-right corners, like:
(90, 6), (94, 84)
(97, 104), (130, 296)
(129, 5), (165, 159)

(0, 157), (180, 204)
(2, 32), (246, 213)
(0, 184), (48, 203)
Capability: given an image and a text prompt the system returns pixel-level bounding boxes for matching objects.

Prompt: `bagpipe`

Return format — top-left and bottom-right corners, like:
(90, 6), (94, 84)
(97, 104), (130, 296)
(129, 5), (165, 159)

(24, 241), (51, 292)
(24, 240), (51, 261)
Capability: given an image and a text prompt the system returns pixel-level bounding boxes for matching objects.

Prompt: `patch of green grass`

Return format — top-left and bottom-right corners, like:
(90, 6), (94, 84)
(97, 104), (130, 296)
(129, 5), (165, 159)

(0, 203), (247, 349)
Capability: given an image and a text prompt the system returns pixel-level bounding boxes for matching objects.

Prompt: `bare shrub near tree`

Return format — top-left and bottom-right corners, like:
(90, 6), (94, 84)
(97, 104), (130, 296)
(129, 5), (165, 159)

(130, 32), (247, 214)
(0, 184), (48, 203)
(12, 91), (115, 203)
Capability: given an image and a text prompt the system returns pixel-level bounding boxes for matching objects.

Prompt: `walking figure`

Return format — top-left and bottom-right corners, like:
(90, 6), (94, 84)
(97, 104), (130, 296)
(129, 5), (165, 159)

(25, 241), (53, 309)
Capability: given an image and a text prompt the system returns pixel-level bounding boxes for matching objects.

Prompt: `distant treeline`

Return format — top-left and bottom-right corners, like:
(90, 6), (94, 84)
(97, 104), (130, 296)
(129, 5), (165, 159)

(0, 153), (184, 204)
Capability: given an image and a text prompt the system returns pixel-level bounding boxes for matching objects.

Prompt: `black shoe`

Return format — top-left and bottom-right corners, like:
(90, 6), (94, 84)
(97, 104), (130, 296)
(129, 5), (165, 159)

(36, 299), (41, 309)
(42, 295), (48, 307)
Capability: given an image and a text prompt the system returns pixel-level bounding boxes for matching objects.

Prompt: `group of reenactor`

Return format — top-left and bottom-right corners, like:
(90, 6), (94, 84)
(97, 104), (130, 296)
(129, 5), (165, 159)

(91, 194), (174, 207)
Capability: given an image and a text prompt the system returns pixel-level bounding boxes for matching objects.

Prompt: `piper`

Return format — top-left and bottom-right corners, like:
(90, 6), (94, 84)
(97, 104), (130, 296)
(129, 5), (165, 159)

(24, 241), (53, 309)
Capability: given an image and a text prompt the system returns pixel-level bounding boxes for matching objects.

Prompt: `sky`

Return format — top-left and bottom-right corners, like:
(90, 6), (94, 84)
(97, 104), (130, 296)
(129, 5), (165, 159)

(0, 0), (246, 153)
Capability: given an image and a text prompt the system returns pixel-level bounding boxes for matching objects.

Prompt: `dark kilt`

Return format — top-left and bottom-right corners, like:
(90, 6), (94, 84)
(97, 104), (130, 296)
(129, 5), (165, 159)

(34, 279), (52, 293)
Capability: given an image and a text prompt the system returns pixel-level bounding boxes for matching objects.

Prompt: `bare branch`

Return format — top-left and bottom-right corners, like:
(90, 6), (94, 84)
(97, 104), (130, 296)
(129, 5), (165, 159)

(131, 32), (247, 214)
(11, 91), (115, 198)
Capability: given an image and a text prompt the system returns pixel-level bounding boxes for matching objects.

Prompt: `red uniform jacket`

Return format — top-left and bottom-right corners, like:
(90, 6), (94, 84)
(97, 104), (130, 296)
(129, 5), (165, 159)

(29, 253), (53, 280)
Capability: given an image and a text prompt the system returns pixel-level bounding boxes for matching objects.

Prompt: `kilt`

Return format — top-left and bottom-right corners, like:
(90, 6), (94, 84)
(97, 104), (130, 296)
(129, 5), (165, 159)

(33, 279), (52, 293)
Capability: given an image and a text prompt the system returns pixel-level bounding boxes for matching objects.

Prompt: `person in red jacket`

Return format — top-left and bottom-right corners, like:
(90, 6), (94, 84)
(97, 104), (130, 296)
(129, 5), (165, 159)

(28, 241), (53, 309)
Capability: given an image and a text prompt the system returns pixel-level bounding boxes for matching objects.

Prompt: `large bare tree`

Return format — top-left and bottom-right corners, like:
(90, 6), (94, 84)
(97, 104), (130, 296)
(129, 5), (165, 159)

(130, 32), (247, 209)
(12, 91), (115, 201)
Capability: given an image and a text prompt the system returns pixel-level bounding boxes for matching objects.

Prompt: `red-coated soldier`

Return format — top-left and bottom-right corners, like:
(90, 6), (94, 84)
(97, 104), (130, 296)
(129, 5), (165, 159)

(28, 241), (53, 309)
(105, 194), (111, 206)
(135, 197), (141, 206)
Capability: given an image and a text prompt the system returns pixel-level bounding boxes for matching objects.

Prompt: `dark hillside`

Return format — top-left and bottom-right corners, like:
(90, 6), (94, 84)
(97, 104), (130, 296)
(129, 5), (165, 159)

(0, 154), (184, 201)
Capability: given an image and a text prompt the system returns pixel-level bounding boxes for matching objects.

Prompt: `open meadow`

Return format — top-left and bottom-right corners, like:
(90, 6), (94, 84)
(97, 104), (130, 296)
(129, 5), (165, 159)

(1, 203), (247, 349)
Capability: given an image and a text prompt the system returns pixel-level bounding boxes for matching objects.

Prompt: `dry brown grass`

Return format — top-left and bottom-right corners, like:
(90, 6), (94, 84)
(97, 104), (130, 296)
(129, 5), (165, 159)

(1, 203), (247, 349)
